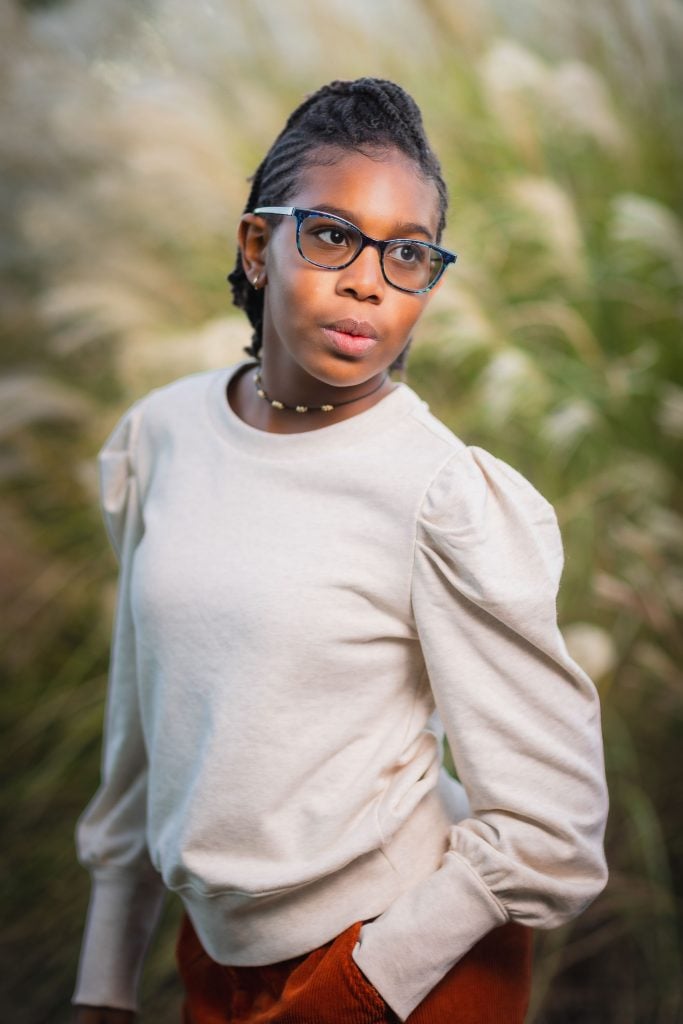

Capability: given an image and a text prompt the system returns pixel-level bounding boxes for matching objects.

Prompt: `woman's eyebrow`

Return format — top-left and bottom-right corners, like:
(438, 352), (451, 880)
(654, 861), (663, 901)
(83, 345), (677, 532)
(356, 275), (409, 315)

(310, 204), (434, 240)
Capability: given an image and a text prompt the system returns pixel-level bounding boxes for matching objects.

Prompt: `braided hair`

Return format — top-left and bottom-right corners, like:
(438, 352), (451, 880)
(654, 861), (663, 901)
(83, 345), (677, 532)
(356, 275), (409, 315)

(228, 78), (448, 374)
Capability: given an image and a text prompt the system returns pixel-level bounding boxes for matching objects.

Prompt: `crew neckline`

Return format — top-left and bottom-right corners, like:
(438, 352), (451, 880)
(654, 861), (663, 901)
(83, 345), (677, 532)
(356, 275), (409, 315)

(206, 358), (424, 459)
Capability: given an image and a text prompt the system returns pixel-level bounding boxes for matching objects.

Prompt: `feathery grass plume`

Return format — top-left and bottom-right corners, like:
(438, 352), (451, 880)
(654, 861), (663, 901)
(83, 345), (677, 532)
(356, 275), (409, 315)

(479, 41), (630, 162)
(543, 400), (599, 453)
(0, 376), (93, 439)
(505, 301), (602, 367)
(477, 347), (550, 428)
(506, 176), (588, 287)
(478, 40), (548, 163)
(421, 284), (500, 358)
(562, 622), (617, 688)
(547, 61), (628, 154)
(656, 384), (683, 440)
(609, 192), (683, 281)
(36, 280), (164, 356)
(116, 315), (252, 393)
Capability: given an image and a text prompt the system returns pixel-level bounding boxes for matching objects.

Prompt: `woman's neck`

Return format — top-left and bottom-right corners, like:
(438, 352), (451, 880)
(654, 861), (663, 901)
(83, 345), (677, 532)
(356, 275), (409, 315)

(227, 359), (396, 435)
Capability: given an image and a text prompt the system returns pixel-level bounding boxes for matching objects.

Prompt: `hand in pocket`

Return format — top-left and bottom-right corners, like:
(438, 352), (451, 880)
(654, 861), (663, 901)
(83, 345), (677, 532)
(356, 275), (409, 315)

(272, 919), (390, 1024)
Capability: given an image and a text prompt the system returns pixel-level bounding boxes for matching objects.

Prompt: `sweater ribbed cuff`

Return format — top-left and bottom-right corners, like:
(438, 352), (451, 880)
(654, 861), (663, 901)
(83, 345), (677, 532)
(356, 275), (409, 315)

(351, 851), (508, 1021)
(72, 868), (166, 1011)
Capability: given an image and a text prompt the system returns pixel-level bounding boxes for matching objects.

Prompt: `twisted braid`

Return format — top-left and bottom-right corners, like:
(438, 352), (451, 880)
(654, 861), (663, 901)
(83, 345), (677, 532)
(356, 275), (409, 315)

(228, 78), (448, 371)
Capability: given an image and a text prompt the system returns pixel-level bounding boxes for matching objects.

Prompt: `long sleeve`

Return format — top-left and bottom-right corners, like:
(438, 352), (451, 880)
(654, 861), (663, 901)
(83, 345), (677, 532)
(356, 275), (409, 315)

(352, 445), (609, 1021)
(72, 401), (166, 1011)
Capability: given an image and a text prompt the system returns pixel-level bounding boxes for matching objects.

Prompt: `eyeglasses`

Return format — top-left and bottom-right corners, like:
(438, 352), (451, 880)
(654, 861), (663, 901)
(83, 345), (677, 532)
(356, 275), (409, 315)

(252, 206), (457, 294)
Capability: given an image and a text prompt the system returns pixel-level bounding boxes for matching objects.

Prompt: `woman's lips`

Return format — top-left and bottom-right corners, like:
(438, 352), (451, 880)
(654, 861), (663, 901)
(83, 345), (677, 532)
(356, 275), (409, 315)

(322, 319), (379, 356)
(322, 328), (378, 355)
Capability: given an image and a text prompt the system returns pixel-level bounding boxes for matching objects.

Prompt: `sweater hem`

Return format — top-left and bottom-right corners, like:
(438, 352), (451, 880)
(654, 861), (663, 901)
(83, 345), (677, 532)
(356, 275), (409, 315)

(180, 783), (453, 967)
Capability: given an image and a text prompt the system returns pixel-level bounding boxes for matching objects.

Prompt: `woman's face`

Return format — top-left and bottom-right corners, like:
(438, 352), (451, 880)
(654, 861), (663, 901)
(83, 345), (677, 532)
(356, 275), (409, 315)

(239, 147), (444, 392)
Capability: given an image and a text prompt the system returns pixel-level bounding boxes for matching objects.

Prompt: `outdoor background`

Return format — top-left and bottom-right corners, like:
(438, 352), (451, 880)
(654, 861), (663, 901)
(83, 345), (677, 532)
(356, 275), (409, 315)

(1, 1), (681, 1021)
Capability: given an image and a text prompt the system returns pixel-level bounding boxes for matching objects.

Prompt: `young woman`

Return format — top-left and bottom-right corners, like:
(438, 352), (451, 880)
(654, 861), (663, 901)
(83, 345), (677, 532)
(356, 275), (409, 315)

(72, 78), (609, 1024)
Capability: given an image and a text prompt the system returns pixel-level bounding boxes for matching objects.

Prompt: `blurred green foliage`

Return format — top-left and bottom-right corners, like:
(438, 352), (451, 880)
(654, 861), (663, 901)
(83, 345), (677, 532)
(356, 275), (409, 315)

(1, 1), (681, 1021)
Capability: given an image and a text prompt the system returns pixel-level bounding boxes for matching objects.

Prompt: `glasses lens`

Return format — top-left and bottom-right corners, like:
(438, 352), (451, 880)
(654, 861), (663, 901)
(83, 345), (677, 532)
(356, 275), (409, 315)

(299, 215), (362, 268)
(384, 241), (442, 291)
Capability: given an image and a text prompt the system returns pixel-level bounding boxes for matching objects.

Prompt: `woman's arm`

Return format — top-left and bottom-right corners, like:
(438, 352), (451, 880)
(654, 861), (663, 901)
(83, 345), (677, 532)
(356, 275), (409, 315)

(73, 401), (165, 1013)
(352, 445), (609, 1021)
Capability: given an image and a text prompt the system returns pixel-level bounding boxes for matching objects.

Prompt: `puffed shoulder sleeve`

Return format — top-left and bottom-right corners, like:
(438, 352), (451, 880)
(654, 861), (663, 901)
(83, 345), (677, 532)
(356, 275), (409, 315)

(98, 400), (145, 561)
(73, 400), (165, 1012)
(351, 446), (609, 1022)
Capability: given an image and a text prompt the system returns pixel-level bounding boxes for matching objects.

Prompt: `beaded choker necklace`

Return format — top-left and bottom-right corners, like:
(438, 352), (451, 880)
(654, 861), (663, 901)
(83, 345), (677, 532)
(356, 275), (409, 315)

(251, 365), (389, 414)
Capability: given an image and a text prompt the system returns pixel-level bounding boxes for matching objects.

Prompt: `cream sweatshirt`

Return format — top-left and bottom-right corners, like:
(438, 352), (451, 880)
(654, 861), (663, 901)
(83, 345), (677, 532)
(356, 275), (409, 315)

(73, 357), (609, 1021)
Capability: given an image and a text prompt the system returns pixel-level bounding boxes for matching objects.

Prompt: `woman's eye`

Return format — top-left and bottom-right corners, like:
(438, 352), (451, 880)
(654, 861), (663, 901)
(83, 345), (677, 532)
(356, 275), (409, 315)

(317, 227), (350, 246)
(389, 242), (427, 265)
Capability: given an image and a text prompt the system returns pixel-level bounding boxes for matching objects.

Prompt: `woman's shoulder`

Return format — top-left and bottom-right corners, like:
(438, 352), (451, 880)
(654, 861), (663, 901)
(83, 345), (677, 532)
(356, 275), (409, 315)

(129, 365), (229, 424)
(99, 365), (235, 454)
(418, 443), (558, 535)
(403, 401), (564, 594)
(414, 445), (565, 610)
(404, 392), (556, 523)
(399, 385), (467, 460)
(97, 365), (232, 498)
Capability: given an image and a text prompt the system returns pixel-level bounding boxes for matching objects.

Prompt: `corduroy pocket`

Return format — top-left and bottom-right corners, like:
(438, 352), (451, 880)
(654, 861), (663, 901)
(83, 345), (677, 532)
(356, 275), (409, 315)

(176, 912), (392, 1023)
(267, 918), (389, 1024)
(336, 920), (390, 1019)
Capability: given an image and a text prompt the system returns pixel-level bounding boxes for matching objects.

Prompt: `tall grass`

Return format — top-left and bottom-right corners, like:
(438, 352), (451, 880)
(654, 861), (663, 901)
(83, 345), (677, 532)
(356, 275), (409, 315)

(1, 1), (681, 1021)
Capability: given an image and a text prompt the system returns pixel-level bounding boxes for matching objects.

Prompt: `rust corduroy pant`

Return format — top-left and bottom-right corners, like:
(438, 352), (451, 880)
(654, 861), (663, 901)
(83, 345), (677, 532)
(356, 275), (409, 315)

(176, 911), (533, 1023)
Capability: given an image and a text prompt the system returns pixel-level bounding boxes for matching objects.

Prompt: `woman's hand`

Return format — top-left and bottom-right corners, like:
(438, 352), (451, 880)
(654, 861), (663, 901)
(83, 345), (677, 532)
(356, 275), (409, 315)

(72, 1006), (135, 1024)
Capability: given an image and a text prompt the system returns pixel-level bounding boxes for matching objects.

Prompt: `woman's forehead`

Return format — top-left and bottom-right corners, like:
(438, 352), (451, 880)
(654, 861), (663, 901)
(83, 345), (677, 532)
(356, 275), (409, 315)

(290, 147), (441, 239)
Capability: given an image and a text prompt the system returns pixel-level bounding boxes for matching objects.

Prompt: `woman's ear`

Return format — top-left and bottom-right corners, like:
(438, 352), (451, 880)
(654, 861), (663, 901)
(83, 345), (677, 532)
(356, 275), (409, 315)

(238, 213), (270, 289)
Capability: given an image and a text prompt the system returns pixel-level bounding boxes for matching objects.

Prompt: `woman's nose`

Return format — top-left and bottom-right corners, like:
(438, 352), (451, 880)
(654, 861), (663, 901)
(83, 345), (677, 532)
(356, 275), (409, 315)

(335, 243), (385, 301)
